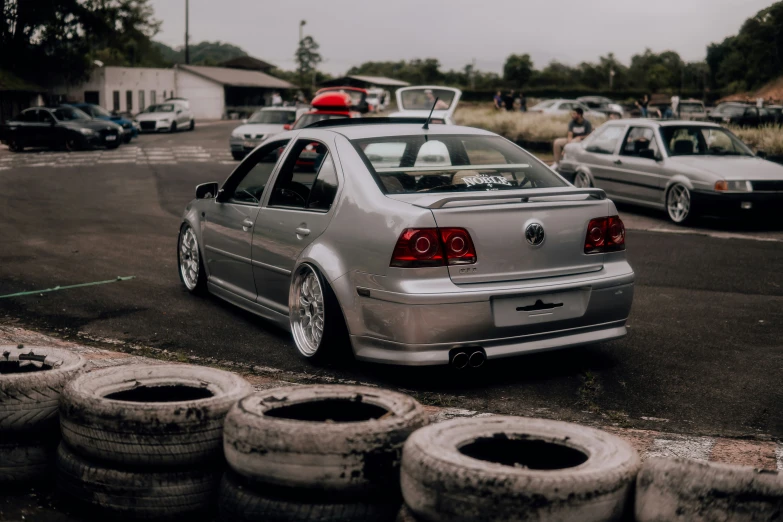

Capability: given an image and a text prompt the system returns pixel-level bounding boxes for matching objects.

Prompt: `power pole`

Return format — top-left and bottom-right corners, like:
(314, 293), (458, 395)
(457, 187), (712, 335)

(184, 0), (190, 65)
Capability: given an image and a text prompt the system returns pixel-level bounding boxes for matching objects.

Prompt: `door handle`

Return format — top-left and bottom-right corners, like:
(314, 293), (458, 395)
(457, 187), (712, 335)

(241, 219), (254, 232)
(613, 159), (622, 165)
(295, 226), (311, 237)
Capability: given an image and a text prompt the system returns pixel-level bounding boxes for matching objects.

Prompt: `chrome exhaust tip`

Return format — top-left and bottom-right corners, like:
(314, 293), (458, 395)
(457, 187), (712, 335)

(451, 351), (469, 369)
(468, 350), (486, 368)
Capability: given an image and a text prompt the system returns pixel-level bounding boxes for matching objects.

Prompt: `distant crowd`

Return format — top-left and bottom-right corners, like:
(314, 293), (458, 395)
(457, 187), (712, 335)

(493, 90), (528, 112)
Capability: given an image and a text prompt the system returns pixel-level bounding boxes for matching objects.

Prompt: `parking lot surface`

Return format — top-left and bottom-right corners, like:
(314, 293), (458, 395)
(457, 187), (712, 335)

(1, 122), (781, 440)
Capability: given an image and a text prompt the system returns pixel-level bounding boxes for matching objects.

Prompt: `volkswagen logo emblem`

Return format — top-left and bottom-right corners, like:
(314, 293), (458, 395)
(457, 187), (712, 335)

(525, 222), (545, 246)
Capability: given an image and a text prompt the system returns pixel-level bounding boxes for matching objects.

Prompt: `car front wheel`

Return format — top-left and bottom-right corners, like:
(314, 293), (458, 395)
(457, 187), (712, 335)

(178, 224), (207, 294)
(666, 183), (694, 224)
(7, 140), (23, 152)
(289, 264), (349, 362)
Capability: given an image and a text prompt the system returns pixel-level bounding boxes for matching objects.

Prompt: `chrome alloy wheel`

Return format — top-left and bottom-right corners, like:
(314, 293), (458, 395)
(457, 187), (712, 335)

(179, 226), (200, 291)
(574, 171), (591, 188)
(667, 184), (691, 223)
(290, 265), (325, 357)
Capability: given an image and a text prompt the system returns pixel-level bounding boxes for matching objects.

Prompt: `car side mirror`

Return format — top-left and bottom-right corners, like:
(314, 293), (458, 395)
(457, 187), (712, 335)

(638, 149), (656, 160)
(196, 182), (219, 199)
(283, 124), (292, 130)
(756, 150), (767, 159)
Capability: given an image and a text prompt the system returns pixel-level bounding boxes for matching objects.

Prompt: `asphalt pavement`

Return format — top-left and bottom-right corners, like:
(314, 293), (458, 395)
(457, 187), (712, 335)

(0, 122), (781, 440)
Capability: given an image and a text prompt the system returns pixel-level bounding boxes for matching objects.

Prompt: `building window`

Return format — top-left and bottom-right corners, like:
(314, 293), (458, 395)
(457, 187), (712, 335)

(163, 90), (167, 100)
(113, 91), (120, 112)
(139, 90), (145, 111)
(150, 91), (156, 105)
(126, 90), (133, 112)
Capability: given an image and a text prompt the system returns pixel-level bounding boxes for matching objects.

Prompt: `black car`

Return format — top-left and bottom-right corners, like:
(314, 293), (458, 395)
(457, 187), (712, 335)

(0, 106), (122, 152)
(707, 102), (776, 127)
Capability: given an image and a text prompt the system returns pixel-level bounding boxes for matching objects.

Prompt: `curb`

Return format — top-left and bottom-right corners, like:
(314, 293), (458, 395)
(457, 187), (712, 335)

(1, 324), (780, 472)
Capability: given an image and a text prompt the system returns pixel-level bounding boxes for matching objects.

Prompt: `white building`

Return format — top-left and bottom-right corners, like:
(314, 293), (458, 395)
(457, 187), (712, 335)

(57, 63), (295, 120)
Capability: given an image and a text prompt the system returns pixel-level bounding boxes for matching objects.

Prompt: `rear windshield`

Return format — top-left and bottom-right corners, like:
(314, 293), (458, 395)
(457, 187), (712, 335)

(400, 89), (456, 110)
(351, 135), (567, 194)
(679, 103), (704, 113)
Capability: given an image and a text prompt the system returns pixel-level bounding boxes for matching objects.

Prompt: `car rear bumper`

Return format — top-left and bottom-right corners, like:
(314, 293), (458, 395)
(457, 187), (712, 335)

(340, 262), (634, 366)
(693, 190), (783, 214)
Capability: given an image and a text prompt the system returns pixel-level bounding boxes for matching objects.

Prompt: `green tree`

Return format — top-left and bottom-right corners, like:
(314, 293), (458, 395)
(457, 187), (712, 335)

(503, 54), (534, 87)
(295, 35), (322, 87)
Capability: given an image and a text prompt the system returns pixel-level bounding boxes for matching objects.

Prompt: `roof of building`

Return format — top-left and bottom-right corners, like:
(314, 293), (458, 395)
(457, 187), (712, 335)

(319, 75), (410, 88)
(219, 56), (275, 72)
(177, 64), (295, 89)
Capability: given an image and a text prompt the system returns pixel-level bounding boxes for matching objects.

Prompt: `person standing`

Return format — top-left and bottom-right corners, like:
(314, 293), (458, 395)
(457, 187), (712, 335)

(635, 94), (650, 118)
(552, 108), (592, 170)
(671, 95), (680, 119)
(519, 91), (527, 112)
(271, 92), (283, 107)
(505, 90), (516, 111)
(493, 91), (504, 110)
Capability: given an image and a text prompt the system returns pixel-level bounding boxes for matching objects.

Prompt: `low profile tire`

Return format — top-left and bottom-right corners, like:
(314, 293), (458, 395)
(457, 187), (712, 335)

(63, 135), (81, 152)
(189, 119), (195, 131)
(396, 504), (421, 522)
(573, 170), (592, 188)
(106, 140), (120, 150)
(123, 134), (132, 144)
(178, 223), (208, 295)
(289, 264), (349, 362)
(666, 183), (695, 225)
(219, 472), (401, 522)
(57, 443), (221, 520)
(7, 140), (23, 152)
(0, 345), (86, 433)
(60, 364), (252, 468)
(0, 439), (57, 483)
(223, 385), (429, 497)
(171, 122), (178, 133)
(232, 151), (245, 161)
(401, 416), (640, 522)
(635, 457), (783, 522)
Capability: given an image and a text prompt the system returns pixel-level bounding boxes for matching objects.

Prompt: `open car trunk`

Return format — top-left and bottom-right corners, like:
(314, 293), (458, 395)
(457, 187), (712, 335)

(389, 188), (610, 284)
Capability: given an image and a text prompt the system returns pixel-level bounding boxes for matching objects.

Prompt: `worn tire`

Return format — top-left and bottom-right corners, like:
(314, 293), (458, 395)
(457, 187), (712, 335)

(401, 416), (640, 522)
(60, 364), (253, 468)
(56, 442), (221, 520)
(218, 471), (400, 522)
(635, 457), (783, 522)
(224, 385), (428, 497)
(395, 504), (421, 522)
(0, 438), (57, 483)
(0, 345), (86, 433)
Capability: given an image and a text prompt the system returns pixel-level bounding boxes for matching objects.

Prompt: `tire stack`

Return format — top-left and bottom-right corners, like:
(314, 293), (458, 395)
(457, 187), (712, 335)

(220, 384), (430, 522)
(56, 364), (253, 519)
(400, 416), (641, 522)
(0, 345), (86, 484)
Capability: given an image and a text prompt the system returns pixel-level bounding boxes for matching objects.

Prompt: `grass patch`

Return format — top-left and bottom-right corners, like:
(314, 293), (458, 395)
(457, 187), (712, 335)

(730, 124), (783, 155)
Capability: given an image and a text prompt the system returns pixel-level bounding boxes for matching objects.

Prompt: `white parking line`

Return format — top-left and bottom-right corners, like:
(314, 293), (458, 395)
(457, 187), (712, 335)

(644, 434), (716, 461)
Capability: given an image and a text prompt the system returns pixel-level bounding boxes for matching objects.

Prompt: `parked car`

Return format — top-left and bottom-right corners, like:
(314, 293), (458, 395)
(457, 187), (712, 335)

(0, 106), (122, 152)
(707, 102), (775, 127)
(529, 99), (604, 120)
(135, 102), (194, 132)
(177, 120), (634, 366)
(290, 92), (360, 130)
(230, 107), (298, 160)
(558, 119), (783, 224)
(366, 88), (392, 112)
(314, 87), (371, 114)
(675, 99), (708, 121)
(70, 102), (138, 143)
(767, 105), (783, 124)
(389, 86), (462, 124)
(577, 96), (624, 118)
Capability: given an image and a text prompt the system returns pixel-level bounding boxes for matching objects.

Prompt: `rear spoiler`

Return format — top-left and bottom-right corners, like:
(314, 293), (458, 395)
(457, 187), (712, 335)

(394, 188), (606, 209)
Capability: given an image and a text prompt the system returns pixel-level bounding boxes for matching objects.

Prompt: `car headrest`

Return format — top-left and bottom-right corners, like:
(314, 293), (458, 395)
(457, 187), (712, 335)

(673, 140), (695, 155)
(634, 139), (650, 153)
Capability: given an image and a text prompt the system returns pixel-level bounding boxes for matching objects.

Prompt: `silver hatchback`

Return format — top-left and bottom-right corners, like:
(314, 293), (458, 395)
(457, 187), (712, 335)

(178, 121), (634, 366)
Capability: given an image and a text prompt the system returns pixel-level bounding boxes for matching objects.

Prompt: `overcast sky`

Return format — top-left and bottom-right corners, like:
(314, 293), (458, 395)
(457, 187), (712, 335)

(150, 0), (770, 75)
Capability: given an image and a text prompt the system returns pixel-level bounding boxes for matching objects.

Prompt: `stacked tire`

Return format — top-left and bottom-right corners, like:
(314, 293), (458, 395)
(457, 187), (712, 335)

(0, 345), (86, 484)
(57, 364), (252, 519)
(400, 416), (641, 522)
(220, 385), (430, 522)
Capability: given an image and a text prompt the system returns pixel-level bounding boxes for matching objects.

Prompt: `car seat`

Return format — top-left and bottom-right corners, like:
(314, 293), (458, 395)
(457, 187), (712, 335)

(672, 140), (695, 155)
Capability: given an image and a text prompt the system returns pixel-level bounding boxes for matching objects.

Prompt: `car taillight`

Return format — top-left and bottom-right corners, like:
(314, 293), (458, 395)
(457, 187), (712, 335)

(391, 228), (476, 268)
(584, 216), (625, 254)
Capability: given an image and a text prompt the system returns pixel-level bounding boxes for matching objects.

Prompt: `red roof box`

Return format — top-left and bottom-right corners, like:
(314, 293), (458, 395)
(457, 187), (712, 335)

(311, 92), (352, 109)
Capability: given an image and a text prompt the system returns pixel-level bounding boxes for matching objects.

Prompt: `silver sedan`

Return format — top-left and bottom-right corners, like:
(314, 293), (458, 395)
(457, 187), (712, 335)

(178, 121), (634, 366)
(558, 120), (783, 224)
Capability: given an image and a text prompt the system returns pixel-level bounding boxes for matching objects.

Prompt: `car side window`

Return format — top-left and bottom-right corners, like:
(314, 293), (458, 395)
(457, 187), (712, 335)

(21, 110), (38, 123)
(222, 140), (289, 205)
(307, 154), (339, 211)
(268, 139), (327, 209)
(38, 111), (54, 124)
(585, 125), (624, 154)
(621, 127), (659, 157)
